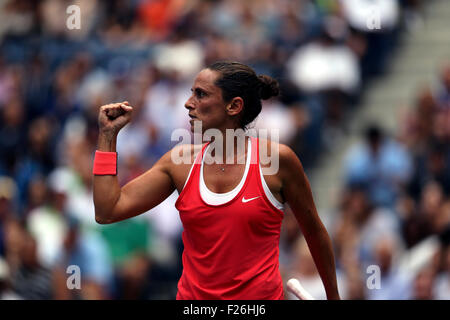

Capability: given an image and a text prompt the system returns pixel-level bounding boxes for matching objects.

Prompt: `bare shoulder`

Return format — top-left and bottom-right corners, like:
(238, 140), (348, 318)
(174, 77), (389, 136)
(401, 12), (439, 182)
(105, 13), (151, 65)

(257, 137), (304, 180)
(151, 143), (201, 173)
(257, 137), (280, 159)
(168, 143), (203, 165)
(257, 137), (298, 164)
(164, 143), (204, 191)
(278, 143), (300, 164)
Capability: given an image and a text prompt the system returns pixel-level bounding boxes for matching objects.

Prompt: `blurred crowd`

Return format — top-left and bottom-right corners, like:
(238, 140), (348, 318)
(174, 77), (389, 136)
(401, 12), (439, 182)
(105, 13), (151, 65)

(0, 0), (441, 300)
(283, 63), (450, 300)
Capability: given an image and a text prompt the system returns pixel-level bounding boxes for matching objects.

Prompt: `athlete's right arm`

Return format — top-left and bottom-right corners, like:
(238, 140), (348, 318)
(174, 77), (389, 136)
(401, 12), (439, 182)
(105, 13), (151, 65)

(93, 102), (175, 224)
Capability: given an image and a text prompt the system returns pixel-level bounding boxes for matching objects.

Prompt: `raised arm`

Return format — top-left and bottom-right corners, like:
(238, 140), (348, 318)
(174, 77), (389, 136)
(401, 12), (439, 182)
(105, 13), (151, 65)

(93, 102), (175, 224)
(279, 144), (340, 300)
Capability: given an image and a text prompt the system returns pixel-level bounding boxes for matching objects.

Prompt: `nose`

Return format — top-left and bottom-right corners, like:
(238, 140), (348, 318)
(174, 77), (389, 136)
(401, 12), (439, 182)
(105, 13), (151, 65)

(185, 94), (194, 110)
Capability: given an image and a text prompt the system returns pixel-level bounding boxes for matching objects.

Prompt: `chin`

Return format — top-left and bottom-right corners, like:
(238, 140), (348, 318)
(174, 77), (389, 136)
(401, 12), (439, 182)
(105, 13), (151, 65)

(190, 119), (206, 134)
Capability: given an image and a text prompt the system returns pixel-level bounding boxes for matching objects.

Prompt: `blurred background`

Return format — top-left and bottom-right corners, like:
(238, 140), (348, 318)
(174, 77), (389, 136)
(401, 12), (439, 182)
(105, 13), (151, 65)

(0, 0), (449, 300)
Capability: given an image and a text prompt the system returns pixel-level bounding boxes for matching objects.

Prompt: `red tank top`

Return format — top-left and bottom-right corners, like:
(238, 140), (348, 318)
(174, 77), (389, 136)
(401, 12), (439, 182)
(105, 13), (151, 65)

(175, 136), (284, 300)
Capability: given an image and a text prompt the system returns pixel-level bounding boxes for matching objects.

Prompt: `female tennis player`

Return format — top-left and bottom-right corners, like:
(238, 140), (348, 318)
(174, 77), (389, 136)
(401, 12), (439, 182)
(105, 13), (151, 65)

(93, 61), (340, 300)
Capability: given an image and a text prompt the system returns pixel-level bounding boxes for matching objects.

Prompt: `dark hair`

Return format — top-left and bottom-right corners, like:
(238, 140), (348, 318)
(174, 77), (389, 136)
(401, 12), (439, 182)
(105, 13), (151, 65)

(207, 61), (280, 129)
(365, 125), (383, 144)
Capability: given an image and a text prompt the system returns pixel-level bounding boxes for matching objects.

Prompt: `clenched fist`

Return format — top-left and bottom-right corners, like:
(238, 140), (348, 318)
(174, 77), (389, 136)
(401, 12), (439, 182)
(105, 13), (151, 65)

(98, 101), (133, 136)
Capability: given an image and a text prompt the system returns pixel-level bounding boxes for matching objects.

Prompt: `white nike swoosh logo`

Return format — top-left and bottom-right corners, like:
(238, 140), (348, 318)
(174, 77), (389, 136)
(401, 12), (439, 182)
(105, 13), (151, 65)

(242, 196), (261, 203)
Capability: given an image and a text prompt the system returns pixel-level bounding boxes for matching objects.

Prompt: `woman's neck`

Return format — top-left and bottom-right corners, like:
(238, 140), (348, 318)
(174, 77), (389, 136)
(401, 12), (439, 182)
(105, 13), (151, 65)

(206, 133), (249, 166)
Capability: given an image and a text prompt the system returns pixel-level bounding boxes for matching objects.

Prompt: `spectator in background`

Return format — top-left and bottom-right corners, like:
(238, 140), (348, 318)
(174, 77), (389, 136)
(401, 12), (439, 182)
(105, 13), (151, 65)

(99, 217), (153, 299)
(22, 175), (48, 218)
(48, 54), (92, 126)
(414, 182), (449, 232)
(340, 0), (400, 79)
(285, 236), (328, 300)
(138, 0), (188, 41)
(341, 267), (366, 300)
(278, 207), (303, 269)
(39, 0), (99, 40)
(115, 72), (158, 170)
(287, 16), (360, 96)
(397, 194), (432, 249)
(14, 117), (57, 213)
(59, 137), (98, 230)
(344, 125), (412, 208)
(0, 95), (26, 177)
(399, 87), (438, 154)
(253, 99), (298, 145)
(145, 191), (183, 274)
(411, 267), (436, 300)
(366, 236), (411, 299)
(331, 186), (402, 269)
(434, 242), (450, 299)
(408, 142), (450, 199)
(24, 55), (52, 121)
(26, 170), (69, 268)
(9, 229), (53, 300)
(0, 0), (36, 42)
(286, 16), (360, 149)
(0, 176), (18, 258)
(0, 256), (21, 299)
(52, 217), (113, 300)
(143, 69), (192, 159)
(152, 31), (204, 82)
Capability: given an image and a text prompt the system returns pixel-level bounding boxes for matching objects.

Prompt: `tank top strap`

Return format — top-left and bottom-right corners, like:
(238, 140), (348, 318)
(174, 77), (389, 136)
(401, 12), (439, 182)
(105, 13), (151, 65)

(195, 142), (210, 165)
(180, 142), (210, 192)
(250, 136), (259, 166)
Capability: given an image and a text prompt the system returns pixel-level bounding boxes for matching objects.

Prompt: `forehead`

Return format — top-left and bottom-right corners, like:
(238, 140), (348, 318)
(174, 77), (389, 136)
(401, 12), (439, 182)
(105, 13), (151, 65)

(192, 69), (220, 91)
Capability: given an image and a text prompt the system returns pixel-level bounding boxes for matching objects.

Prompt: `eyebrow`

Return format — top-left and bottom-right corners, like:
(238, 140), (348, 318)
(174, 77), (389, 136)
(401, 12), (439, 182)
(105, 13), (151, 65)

(191, 86), (210, 94)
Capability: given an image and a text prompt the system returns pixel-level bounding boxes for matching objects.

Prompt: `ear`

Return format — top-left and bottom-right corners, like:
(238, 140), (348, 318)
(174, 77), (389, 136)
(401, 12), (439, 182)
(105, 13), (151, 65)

(226, 97), (244, 116)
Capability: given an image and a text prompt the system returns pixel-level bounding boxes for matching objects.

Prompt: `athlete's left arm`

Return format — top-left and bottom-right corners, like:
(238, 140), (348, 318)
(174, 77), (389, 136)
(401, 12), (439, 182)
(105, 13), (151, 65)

(279, 144), (340, 300)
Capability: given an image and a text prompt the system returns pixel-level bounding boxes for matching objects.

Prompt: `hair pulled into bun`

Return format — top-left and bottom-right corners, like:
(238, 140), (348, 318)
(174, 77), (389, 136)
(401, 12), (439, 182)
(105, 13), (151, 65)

(207, 61), (281, 130)
(258, 75), (280, 100)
